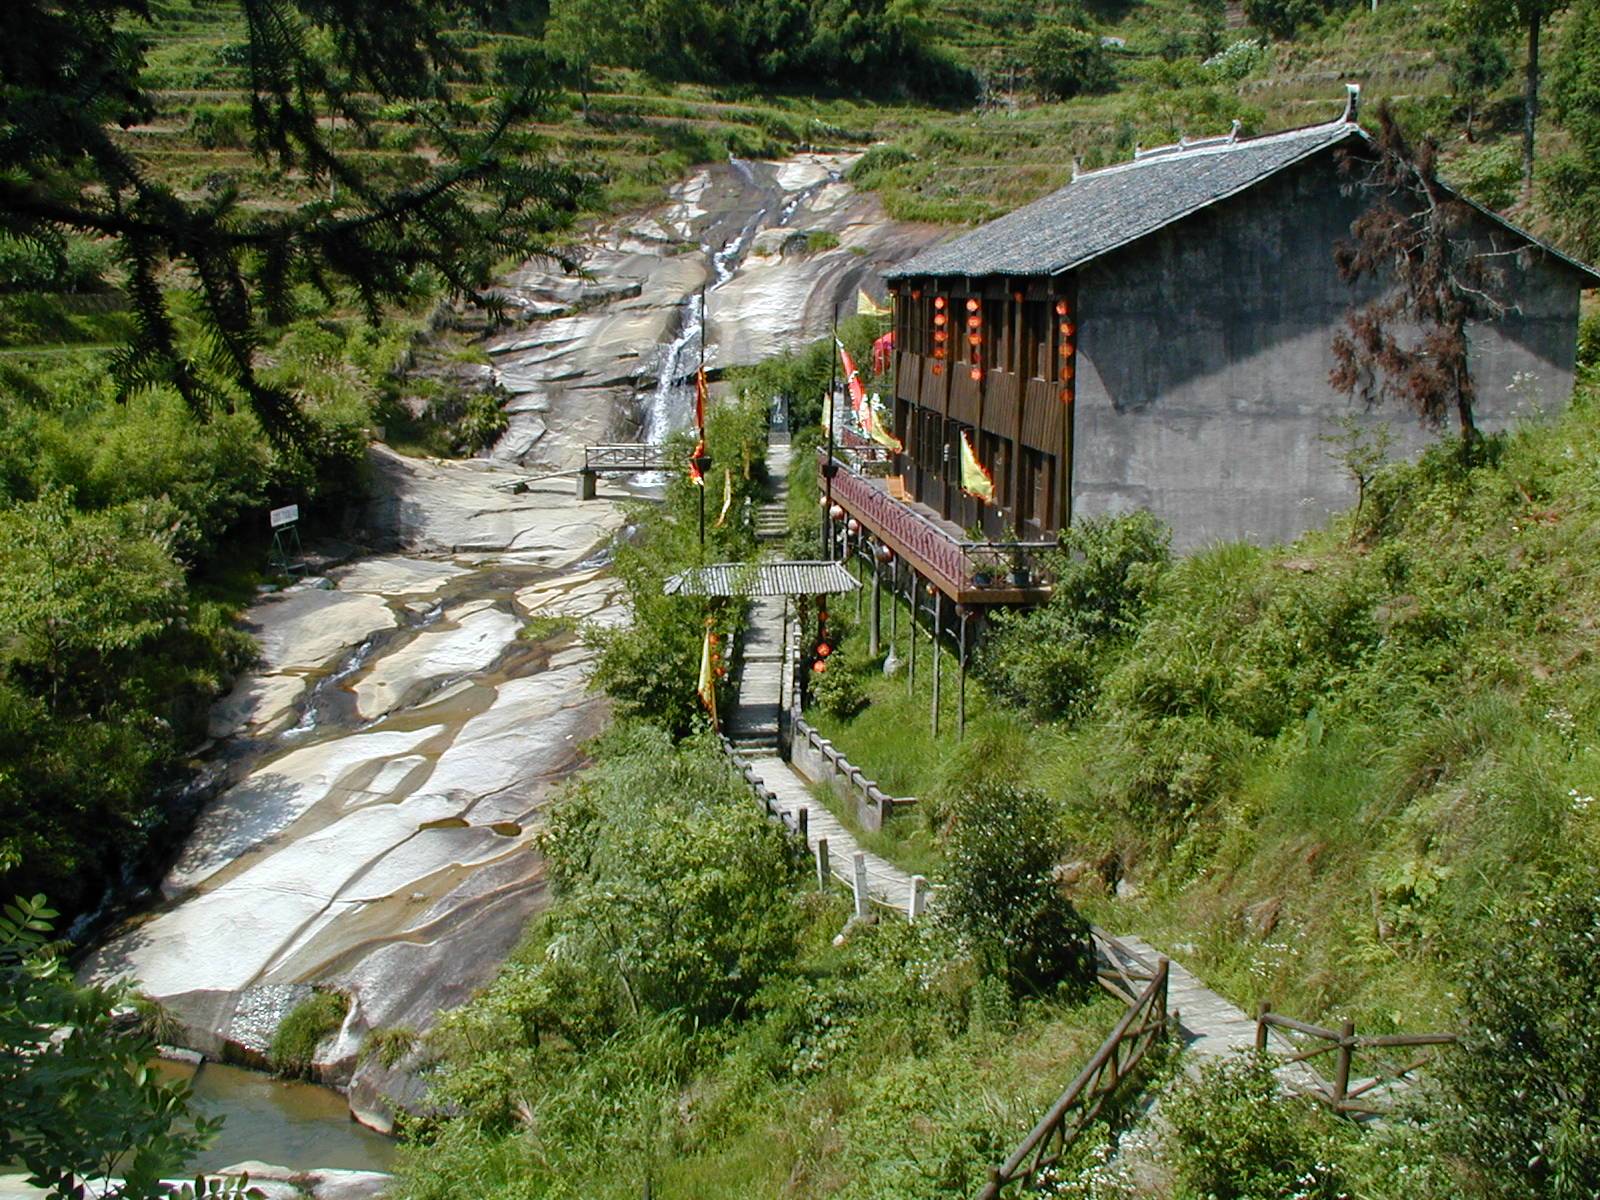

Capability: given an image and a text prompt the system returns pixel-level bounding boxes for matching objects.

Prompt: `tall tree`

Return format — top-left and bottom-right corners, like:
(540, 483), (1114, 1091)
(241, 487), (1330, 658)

(0, 0), (585, 447)
(1330, 104), (1511, 449)
(1451, 0), (1572, 193)
(1545, 0), (1600, 256)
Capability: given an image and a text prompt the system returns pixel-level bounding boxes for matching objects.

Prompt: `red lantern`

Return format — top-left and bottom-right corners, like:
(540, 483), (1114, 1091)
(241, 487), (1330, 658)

(911, 289), (922, 300)
(1060, 342), (1075, 359)
(817, 603), (827, 620)
(969, 366), (982, 382)
(817, 642), (832, 657)
(1013, 290), (1024, 303)
(934, 296), (946, 309)
(1055, 300), (1069, 316)
(1060, 387), (1072, 404)
(829, 504), (845, 521)
(818, 494), (828, 508)
(965, 297), (980, 312)
(877, 544), (895, 563)
(933, 313), (947, 328)
(715, 666), (726, 678)
(1061, 363), (1075, 381)
(967, 314), (981, 328)
(708, 633), (719, 644)
(1061, 321), (1076, 337)
(933, 346), (945, 359)
(846, 518), (861, 534)
(812, 660), (827, 674)
(968, 334), (982, 347)
(932, 363), (943, 375)
(934, 329), (947, 343)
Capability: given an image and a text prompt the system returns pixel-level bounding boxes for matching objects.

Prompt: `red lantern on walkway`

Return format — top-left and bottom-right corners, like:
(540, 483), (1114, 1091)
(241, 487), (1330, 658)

(829, 504), (845, 521)
(846, 518), (861, 534)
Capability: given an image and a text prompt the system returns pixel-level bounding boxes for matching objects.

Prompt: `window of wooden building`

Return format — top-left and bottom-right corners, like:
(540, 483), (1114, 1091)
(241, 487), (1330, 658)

(1022, 300), (1058, 382)
(1017, 446), (1055, 530)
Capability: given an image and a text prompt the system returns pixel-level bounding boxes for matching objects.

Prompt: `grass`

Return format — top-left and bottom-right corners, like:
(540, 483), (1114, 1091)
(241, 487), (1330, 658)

(269, 989), (349, 1079)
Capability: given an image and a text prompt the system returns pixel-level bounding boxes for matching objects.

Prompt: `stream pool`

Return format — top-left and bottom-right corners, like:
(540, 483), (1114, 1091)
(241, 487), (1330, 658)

(154, 1059), (397, 1174)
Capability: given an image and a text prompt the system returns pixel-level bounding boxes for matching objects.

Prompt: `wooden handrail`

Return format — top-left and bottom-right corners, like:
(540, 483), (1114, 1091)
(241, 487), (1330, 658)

(975, 956), (1170, 1200)
(1255, 1004), (1457, 1115)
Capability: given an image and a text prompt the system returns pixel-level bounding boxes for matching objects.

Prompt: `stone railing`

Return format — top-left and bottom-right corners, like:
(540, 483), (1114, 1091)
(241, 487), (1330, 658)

(790, 717), (915, 833)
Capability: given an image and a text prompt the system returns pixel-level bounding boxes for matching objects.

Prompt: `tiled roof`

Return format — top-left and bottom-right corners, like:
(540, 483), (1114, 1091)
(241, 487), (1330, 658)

(663, 561), (861, 597)
(889, 118), (1365, 279)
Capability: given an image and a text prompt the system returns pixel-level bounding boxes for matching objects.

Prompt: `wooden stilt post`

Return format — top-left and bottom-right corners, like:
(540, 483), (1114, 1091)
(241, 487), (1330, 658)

(869, 557), (881, 658)
(854, 539), (863, 623)
(852, 852), (870, 920)
(816, 837), (830, 889)
(907, 574), (918, 696)
(890, 559), (899, 646)
(932, 592), (943, 739)
(958, 607), (968, 739)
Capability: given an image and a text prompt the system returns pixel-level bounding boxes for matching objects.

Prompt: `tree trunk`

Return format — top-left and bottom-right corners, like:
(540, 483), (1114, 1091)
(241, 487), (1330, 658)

(1523, 14), (1542, 195)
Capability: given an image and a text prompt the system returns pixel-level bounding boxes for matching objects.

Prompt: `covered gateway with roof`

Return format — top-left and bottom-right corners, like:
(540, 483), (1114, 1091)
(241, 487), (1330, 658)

(869, 87), (1599, 551)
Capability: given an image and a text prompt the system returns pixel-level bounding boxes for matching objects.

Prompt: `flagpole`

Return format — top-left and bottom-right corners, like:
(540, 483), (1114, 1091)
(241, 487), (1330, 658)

(825, 310), (837, 561)
(698, 286), (707, 554)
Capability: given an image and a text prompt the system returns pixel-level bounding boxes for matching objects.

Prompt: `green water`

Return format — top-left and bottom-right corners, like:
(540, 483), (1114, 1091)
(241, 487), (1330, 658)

(154, 1059), (397, 1174)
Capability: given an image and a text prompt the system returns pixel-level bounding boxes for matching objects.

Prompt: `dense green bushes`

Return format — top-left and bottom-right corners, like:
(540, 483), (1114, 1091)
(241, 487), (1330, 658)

(401, 729), (1118, 1200)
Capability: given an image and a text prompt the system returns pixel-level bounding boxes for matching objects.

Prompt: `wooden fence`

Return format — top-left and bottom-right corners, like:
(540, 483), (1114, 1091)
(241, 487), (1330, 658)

(1255, 1004), (1457, 1117)
(974, 938), (1170, 1200)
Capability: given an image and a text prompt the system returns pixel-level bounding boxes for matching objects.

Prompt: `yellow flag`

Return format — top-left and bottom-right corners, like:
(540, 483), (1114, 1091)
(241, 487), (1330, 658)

(715, 466), (733, 527)
(697, 627), (718, 728)
(856, 289), (890, 316)
(960, 431), (994, 502)
(864, 395), (903, 453)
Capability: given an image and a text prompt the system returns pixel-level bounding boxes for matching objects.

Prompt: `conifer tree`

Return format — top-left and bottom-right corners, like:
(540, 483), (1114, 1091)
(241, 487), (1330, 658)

(0, 0), (585, 446)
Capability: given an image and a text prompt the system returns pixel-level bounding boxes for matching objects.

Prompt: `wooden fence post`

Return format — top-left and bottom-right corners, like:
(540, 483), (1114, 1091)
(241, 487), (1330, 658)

(816, 837), (830, 890)
(1256, 1001), (1270, 1053)
(852, 851), (870, 920)
(797, 807), (808, 840)
(1334, 1019), (1355, 1110)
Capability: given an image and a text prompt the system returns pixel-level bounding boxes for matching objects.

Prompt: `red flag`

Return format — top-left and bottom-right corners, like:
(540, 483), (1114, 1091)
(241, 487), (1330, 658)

(871, 329), (895, 375)
(695, 367), (708, 435)
(836, 338), (866, 418)
(688, 437), (707, 486)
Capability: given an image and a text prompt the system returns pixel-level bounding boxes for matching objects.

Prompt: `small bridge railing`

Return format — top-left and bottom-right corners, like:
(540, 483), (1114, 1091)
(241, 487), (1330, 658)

(584, 443), (675, 473)
(975, 941), (1170, 1200)
(1254, 1005), (1457, 1117)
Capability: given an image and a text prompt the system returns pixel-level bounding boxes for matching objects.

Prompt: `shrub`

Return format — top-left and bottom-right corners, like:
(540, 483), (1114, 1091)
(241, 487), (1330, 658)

(1164, 1053), (1353, 1199)
(811, 642), (868, 718)
(980, 511), (1170, 720)
(270, 990), (349, 1079)
(943, 781), (1093, 997)
(1025, 27), (1117, 99)
(1425, 867), (1600, 1198)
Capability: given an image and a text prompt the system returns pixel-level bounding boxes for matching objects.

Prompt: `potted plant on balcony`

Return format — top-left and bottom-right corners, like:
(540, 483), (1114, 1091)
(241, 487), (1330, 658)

(965, 526), (995, 587)
(1001, 525), (1031, 587)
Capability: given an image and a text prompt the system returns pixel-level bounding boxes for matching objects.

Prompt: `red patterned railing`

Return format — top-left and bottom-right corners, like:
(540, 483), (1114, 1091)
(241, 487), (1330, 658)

(824, 457), (970, 590)
(819, 449), (1055, 594)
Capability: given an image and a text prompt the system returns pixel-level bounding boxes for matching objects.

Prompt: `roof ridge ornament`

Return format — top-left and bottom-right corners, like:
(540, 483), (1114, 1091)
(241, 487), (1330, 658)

(1071, 155), (1083, 181)
(1342, 82), (1361, 124)
(1229, 119), (1242, 142)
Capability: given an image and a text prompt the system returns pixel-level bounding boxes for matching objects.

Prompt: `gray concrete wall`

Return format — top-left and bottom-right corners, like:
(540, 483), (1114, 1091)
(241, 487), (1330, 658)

(1072, 151), (1584, 550)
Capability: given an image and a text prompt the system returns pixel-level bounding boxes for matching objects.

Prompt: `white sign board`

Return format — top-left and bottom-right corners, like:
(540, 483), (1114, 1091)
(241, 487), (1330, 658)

(269, 504), (300, 529)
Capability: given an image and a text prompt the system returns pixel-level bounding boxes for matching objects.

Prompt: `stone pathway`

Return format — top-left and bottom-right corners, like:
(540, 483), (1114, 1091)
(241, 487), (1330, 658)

(724, 428), (919, 915)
